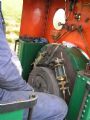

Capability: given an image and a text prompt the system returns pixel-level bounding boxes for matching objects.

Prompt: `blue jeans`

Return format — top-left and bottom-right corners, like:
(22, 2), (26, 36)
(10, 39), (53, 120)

(1, 90), (68, 120)
(31, 92), (67, 120)
(0, 20), (68, 120)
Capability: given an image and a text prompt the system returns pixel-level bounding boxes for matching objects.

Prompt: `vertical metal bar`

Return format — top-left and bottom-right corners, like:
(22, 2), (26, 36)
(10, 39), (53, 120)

(27, 108), (33, 120)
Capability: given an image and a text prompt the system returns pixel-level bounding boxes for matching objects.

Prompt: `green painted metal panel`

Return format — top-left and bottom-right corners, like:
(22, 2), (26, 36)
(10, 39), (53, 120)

(66, 72), (90, 120)
(18, 39), (44, 81)
(80, 93), (90, 120)
(65, 47), (88, 71)
(0, 110), (23, 120)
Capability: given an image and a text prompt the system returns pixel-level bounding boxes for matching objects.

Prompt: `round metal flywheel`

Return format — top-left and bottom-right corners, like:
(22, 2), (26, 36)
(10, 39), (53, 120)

(28, 67), (60, 96)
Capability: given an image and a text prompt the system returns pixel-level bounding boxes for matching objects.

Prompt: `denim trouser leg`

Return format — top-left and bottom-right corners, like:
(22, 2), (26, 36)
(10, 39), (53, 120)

(32, 93), (68, 120)
(23, 92), (68, 120)
(1, 90), (67, 120)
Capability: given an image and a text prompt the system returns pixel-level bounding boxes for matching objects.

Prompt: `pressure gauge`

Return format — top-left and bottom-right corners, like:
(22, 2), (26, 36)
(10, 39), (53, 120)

(53, 9), (66, 30)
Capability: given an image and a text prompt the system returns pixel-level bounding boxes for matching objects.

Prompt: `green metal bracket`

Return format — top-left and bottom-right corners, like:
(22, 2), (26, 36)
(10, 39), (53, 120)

(18, 39), (45, 81)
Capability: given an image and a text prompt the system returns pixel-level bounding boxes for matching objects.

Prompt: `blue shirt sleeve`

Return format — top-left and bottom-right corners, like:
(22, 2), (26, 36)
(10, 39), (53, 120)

(0, 26), (33, 91)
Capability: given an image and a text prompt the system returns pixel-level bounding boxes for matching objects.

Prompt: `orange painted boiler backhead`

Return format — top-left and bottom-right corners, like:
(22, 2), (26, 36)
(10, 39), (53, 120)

(20, 0), (90, 56)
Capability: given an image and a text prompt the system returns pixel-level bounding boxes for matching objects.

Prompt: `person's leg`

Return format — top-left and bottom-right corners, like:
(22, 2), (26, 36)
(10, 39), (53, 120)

(31, 92), (68, 120)
(1, 90), (67, 120)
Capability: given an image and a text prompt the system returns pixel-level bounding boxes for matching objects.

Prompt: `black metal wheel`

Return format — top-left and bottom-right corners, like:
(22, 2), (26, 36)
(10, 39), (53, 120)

(28, 67), (60, 96)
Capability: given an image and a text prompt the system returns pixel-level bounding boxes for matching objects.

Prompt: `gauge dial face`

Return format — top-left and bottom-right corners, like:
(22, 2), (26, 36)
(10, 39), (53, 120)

(53, 9), (66, 30)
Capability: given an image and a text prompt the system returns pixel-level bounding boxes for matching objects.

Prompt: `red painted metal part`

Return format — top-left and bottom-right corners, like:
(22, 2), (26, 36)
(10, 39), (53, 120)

(20, 0), (48, 37)
(20, 0), (90, 56)
(45, 0), (90, 56)
(44, 0), (65, 43)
